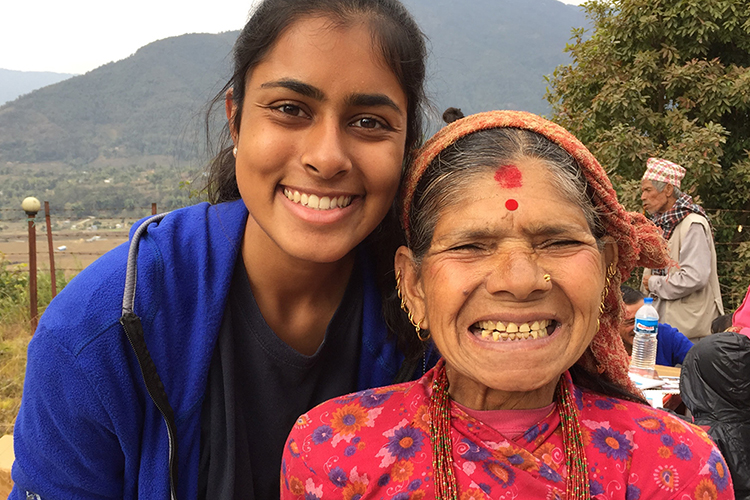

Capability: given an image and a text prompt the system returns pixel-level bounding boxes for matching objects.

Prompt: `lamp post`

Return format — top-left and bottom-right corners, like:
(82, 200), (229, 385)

(44, 201), (57, 298)
(22, 196), (41, 332)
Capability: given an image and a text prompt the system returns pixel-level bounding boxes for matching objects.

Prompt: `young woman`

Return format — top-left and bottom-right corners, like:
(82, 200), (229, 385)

(10, 1), (430, 498)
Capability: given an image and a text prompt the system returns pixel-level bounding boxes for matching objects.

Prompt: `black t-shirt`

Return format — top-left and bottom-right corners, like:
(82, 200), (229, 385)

(198, 255), (363, 499)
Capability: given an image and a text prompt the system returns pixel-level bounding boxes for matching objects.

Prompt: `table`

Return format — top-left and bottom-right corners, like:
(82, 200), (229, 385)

(655, 364), (681, 377)
(641, 365), (681, 409)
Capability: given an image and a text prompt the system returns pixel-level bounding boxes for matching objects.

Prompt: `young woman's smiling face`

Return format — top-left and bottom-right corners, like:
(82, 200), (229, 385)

(231, 16), (408, 264)
(398, 158), (616, 409)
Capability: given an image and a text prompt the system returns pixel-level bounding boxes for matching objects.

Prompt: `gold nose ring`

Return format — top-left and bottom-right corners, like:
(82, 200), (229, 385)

(543, 274), (551, 283)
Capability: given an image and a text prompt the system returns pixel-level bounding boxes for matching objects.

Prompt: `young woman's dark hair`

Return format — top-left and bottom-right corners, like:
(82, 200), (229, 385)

(205, 0), (427, 204)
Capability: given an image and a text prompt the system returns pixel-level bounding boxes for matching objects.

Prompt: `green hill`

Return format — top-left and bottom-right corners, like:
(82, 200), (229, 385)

(0, 32), (237, 166)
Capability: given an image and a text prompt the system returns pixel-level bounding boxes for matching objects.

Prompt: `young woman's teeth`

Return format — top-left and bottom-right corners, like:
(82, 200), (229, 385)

(474, 319), (552, 341)
(284, 188), (352, 210)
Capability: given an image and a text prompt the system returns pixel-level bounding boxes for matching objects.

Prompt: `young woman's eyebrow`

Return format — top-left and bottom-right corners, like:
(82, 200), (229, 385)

(258, 79), (401, 113)
(346, 93), (402, 112)
(260, 78), (325, 100)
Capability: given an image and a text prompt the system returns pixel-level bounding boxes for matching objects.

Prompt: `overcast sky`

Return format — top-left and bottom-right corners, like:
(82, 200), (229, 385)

(0, 0), (586, 75)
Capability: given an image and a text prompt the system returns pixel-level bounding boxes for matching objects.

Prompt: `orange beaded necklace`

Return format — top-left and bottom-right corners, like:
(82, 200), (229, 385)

(429, 363), (590, 499)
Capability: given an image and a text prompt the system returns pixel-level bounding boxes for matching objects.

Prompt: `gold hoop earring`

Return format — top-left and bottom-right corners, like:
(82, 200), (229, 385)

(597, 263), (617, 330)
(543, 273), (551, 283)
(607, 262), (617, 278)
(397, 269), (430, 340)
(396, 270), (407, 312)
(413, 316), (429, 341)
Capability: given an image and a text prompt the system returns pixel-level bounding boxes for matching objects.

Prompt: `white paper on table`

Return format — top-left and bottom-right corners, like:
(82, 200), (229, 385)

(629, 373), (665, 390)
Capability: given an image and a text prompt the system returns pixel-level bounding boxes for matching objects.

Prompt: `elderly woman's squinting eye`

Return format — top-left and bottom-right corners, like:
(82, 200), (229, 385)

(448, 243), (484, 252)
(538, 239), (586, 250)
(549, 239), (584, 247)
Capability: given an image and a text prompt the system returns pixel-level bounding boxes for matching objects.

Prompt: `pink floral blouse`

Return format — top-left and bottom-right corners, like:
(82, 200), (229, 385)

(281, 369), (734, 499)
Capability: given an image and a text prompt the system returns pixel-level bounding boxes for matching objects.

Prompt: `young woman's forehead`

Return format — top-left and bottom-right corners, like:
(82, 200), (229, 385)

(249, 16), (396, 89)
(262, 14), (382, 63)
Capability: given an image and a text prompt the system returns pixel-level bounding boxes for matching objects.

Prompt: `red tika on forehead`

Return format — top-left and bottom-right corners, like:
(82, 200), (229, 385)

(494, 164), (523, 189)
(399, 110), (671, 400)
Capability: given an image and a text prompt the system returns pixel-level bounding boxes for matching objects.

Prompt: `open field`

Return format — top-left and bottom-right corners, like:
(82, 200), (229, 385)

(0, 228), (131, 275)
(1, 225), (131, 437)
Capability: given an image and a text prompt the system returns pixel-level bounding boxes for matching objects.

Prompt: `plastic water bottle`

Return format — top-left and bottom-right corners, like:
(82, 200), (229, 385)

(629, 297), (659, 378)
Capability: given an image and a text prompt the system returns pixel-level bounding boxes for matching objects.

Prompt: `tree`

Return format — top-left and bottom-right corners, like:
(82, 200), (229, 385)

(546, 0), (750, 308)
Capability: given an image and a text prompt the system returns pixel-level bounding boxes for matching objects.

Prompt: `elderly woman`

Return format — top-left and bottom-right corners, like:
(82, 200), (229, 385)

(280, 111), (733, 499)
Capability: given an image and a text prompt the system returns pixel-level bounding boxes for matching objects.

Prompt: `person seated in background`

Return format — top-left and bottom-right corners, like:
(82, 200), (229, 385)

(619, 285), (693, 366)
(681, 284), (750, 500)
(711, 313), (733, 334)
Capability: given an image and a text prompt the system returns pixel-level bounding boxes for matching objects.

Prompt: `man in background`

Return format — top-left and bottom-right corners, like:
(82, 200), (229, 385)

(641, 157), (724, 342)
(620, 285), (694, 366)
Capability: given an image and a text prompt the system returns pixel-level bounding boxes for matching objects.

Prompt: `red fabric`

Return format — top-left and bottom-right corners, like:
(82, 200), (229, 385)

(399, 110), (671, 398)
(281, 368), (734, 499)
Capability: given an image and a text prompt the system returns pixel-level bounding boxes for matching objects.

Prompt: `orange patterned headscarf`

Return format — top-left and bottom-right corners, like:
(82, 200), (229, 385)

(400, 110), (669, 397)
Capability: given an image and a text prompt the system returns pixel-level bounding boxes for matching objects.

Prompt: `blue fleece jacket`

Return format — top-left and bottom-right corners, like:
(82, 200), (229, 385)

(11, 200), (408, 500)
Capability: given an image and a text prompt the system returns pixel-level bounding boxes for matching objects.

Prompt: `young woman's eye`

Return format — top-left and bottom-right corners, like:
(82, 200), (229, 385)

(351, 117), (390, 130)
(273, 103), (308, 118)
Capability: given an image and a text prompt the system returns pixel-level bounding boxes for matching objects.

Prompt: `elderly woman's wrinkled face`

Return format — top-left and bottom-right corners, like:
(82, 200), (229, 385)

(397, 158), (616, 408)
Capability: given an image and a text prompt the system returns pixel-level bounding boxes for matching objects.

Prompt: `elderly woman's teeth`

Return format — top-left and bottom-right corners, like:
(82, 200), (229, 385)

(476, 319), (551, 341)
(284, 188), (352, 210)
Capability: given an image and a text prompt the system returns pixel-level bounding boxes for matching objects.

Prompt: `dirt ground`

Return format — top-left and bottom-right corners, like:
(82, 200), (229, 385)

(0, 230), (129, 276)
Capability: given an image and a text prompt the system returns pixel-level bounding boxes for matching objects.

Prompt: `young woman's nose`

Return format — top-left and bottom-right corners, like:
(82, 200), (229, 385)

(485, 247), (550, 300)
(301, 118), (353, 179)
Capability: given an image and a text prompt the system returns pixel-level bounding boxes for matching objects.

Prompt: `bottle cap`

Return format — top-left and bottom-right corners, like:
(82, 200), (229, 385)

(644, 297), (653, 304)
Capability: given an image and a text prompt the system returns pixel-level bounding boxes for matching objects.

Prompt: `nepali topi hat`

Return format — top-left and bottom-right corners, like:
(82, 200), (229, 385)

(642, 157), (686, 189)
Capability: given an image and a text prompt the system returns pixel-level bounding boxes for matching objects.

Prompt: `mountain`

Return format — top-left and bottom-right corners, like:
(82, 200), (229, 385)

(0, 32), (237, 167)
(0, 69), (75, 106)
(403, 0), (586, 120)
(0, 0), (587, 169)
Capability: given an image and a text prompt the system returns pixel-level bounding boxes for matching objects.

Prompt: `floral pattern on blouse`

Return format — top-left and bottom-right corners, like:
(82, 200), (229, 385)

(281, 369), (734, 499)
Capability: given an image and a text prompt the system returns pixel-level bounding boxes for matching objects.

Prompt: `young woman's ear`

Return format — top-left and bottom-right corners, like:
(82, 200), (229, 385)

(225, 88), (238, 144)
(394, 246), (429, 331)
